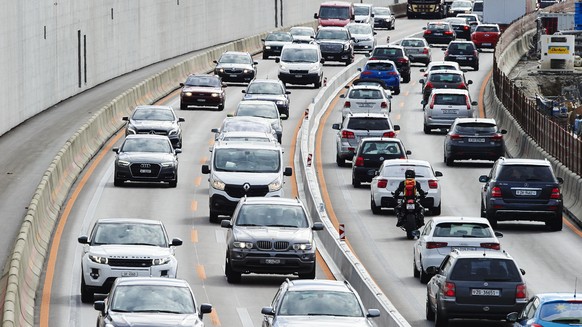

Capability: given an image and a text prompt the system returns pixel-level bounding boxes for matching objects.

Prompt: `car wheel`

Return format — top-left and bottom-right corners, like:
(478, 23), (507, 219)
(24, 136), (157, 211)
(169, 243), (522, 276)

(80, 277), (94, 304)
(371, 196), (381, 215)
(315, 78), (322, 89)
(432, 202), (441, 216)
(114, 178), (123, 187)
(480, 199), (486, 218)
(413, 258), (420, 278)
(225, 254), (242, 284)
(435, 304), (449, 327)
(403, 74), (411, 83)
(426, 296), (435, 321)
(420, 263), (431, 284)
(218, 103), (225, 111)
(394, 88), (401, 95)
(209, 211), (220, 224)
(336, 154), (346, 167)
(262, 53), (268, 60)
(423, 124), (431, 134)
(352, 175), (361, 188)
(299, 263), (316, 279)
(473, 63), (479, 71)
(180, 103), (188, 110)
(546, 214), (563, 231)
(445, 155), (454, 166)
(485, 210), (498, 229)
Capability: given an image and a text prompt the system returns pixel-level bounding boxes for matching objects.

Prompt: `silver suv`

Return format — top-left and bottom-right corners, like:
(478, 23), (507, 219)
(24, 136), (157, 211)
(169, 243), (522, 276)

(332, 113), (400, 166)
(220, 197), (324, 283)
(78, 218), (183, 303)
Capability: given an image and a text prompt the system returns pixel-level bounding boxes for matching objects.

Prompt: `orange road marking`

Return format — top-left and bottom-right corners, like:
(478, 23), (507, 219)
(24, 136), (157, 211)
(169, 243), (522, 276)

(191, 229), (198, 243)
(196, 264), (206, 280)
(39, 132), (124, 327)
(289, 114), (303, 198)
(191, 200), (198, 212)
(479, 69), (493, 118)
(316, 251), (335, 280)
(194, 176), (202, 186)
(200, 156), (208, 165)
(209, 309), (221, 326)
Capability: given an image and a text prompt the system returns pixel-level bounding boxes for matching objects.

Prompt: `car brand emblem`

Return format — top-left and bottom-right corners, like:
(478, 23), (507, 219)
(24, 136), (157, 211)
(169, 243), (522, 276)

(243, 183), (251, 191)
(140, 164), (151, 168)
(483, 282), (489, 286)
(149, 130), (156, 134)
(379, 157), (384, 160)
(484, 34), (490, 37)
(524, 183), (529, 187)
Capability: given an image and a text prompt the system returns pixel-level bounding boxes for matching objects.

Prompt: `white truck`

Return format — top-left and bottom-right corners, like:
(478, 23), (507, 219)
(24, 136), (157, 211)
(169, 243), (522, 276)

(482, 0), (537, 30)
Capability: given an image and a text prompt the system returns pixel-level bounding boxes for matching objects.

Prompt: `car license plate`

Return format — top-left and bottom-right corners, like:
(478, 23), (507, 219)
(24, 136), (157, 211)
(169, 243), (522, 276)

(457, 56), (466, 60)
(483, 43), (492, 46)
(264, 258), (283, 265)
(327, 56), (335, 59)
(140, 169), (151, 173)
(295, 74), (303, 78)
(443, 109), (458, 114)
(434, 32), (443, 36)
(452, 247), (478, 251)
(516, 190), (537, 196)
(406, 203), (415, 210)
(197, 99), (206, 102)
(121, 271), (138, 277)
(229, 74), (237, 77)
(468, 138), (485, 143)
(472, 289), (500, 296)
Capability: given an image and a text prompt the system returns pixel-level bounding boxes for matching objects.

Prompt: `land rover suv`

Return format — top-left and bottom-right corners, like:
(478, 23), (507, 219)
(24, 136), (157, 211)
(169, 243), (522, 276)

(220, 197), (324, 283)
(479, 157), (564, 231)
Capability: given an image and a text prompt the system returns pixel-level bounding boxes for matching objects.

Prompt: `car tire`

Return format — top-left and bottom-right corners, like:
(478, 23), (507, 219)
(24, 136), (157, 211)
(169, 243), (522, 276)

(394, 88), (401, 95)
(423, 124), (431, 134)
(426, 296), (435, 321)
(299, 263), (316, 279)
(352, 175), (361, 188)
(336, 154), (346, 167)
(473, 63), (479, 71)
(432, 203), (441, 216)
(445, 155), (454, 166)
(435, 304), (449, 327)
(315, 76), (322, 88)
(420, 263), (432, 284)
(413, 259), (420, 278)
(262, 53), (268, 60)
(371, 197), (381, 215)
(546, 215), (563, 231)
(168, 179), (177, 188)
(114, 178), (124, 187)
(180, 103), (188, 110)
(218, 103), (225, 111)
(403, 74), (411, 83)
(209, 211), (220, 224)
(486, 210), (498, 229)
(225, 255), (242, 284)
(80, 277), (94, 304)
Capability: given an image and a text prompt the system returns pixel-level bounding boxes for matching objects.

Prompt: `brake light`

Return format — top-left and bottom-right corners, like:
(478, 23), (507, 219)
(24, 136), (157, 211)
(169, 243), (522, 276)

(463, 26), (469, 31)
(491, 134), (504, 140)
(443, 282), (456, 297)
(480, 243), (501, 250)
(423, 47), (429, 54)
(425, 81), (434, 89)
(516, 284), (527, 299)
(383, 131), (396, 137)
(354, 156), (364, 167)
(444, 31), (454, 35)
(449, 133), (461, 140)
(344, 101), (351, 108)
(426, 242), (448, 249)
(377, 179), (388, 188)
(429, 95), (435, 109)
(361, 71), (373, 75)
(550, 187), (561, 199)
(458, 82), (467, 89)
(466, 95), (471, 110)
(424, 30), (432, 35)
(397, 58), (409, 64)
(428, 179), (438, 189)
(341, 130), (355, 139)
(491, 186), (502, 198)
(381, 102), (388, 108)
(388, 71), (399, 75)
(369, 57), (378, 60)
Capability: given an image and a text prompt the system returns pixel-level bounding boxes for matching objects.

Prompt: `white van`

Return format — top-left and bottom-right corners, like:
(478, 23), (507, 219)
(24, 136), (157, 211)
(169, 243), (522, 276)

(276, 43), (324, 89)
(423, 89), (477, 133)
(201, 140), (292, 222)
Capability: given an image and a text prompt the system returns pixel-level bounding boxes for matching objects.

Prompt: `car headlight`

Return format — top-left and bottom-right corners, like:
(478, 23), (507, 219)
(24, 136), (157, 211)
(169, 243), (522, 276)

(276, 100), (286, 105)
(243, 69), (250, 74)
(168, 128), (179, 136)
(117, 160), (130, 167)
(152, 256), (172, 266)
(343, 43), (350, 50)
(161, 161), (176, 167)
(268, 179), (283, 192)
(293, 243), (313, 251)
(233, 241), (254, 249)
(217, 68), (224, 73)
(211, 93), (219, 97)
(126, 126), (137, 134)
(211, 177), (225, 190)
(265, 45), (271, 50)
(88, 255), (108, 264)
(184, 91), (193, 97)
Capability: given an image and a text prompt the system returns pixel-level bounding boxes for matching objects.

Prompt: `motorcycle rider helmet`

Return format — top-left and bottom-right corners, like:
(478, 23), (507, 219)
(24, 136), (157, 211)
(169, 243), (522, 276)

(405, 169), (415, 179)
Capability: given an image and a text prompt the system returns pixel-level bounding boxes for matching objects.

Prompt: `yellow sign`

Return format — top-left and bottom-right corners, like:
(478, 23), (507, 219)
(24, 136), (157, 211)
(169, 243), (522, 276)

(548, 46), (570, 54)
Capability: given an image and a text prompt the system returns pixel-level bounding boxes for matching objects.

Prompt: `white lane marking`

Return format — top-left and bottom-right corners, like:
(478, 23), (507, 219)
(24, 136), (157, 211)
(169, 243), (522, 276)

(237, 307), (255, 327)
(215, 229), (226, 243)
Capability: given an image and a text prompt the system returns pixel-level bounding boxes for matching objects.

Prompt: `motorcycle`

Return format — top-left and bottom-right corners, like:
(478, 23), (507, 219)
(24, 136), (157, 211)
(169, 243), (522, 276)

(394, 194), (425, 240)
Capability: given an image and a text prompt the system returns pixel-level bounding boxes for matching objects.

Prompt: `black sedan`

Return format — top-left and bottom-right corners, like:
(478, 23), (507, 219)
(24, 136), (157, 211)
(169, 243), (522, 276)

(113, 134), (180, 187)
(445, 17), (472, 41)
(213, 51), (257, 84)
(94, 277), (212, 327)
(423, 21), (456, 45)
(123, 105), (185, 148)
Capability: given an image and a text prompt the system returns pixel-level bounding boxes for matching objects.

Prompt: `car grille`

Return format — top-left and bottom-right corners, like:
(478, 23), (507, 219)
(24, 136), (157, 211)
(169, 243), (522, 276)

(224, 184), (269, 197)
(130, 163), (161, 177)
(108, 258), (153, 267)
(223, 68), (243, 74)
(319, 43), (343, 53)
(136, 129), (168, 136)
(256, 241), (290, 250)
(290, 70), (309, 74)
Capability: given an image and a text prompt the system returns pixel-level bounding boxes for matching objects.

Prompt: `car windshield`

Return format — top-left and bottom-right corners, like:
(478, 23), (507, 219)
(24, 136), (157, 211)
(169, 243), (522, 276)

(214, 148), (280, 173)
(247, 82), (284, 95)
(235, 204), (308, 227)
(281, 48), (319, 63)
(110, 285), (195, 313)
(290, 28), (313, 36)
(451, 1), (472, 9)
(236, 104), (279, 119)
(428, 23), (450, 31)
(454, 122), (497, 134)
(184, 76), (221, 87)
(278, 290), (364, 317)
(316, 29), (349, 40)
(347, 24), (372, 35)
(373, 7), (391, 15)
(91, 223), (167, 246)
(433, 222), (493, 238)
(539, 301), (582, 322)
(476, 25), (500, 32)
(497, 165), (555, 182)
(473, 2), (483, 10)
(434, 94), (468, 105)
(365, 62), (395, 71)
(349, 89), (383, 99)
(347, 118), (391, 130)
(430, 73), (462, 83)
(266, 33), (293, 42)
(121, 138), (173, 153)
(401, 39), (424, 47)
(219, 53), (251, 64)
(318, 6), (350, 19)
(381, 165), (432, 178)
(450, 258), (521, 282)
(132, 109), (174, 121)
(222, 119), (271, 133)
(372, 47), (401, 57)
(354, 6), (370, 15)
(361, 142), (402, 155)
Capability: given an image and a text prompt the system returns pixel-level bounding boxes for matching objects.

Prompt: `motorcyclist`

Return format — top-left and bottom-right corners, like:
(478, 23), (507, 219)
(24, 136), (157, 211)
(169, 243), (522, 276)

(393, 169), (427, 227)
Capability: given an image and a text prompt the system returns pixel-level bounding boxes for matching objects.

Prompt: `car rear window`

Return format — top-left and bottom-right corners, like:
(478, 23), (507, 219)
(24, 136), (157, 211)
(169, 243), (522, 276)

(372, 48), (402, 57)
(448, 43), (475, 52)
(497, 165), (556, 182)
(428, 23), (449, 31)
(434, 94), (467, 105)
(476, 26), (500, 32)
(361, 141), (402, 155)
(347, 118), (391, 130)
(473, 2), (483, 11)
(365, 62), (395, 71)
(434, 223), (493, 238)
(454, 123), (497, 134)
(539, 301), (582, 321)
(450, 258), (521, 282)
(349, 89), (383, 99)
(430, 73), (462, 83)
(381, 165), (432, 178)
(401, 39), (424, 47)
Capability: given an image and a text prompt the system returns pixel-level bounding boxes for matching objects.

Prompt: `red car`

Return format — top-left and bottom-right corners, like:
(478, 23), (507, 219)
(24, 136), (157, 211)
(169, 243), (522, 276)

(179, 74), (226, 110)
(471, 24), (501, 49)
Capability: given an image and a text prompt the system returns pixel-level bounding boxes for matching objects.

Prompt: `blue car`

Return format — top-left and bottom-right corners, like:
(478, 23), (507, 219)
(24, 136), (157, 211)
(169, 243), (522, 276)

(507, 293), (582, 326)
(359, 59), (401, 95)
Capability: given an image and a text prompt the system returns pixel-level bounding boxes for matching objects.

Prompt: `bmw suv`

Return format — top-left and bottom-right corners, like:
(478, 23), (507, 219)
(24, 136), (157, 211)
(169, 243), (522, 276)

(479, 157), (564, 231)
(221, 197), (324, 283)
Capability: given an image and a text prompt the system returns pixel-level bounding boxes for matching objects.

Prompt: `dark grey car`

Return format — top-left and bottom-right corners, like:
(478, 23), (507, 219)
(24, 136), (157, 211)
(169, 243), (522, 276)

(213, 51), (258, 84)
(262, 31), (293, 59)
(221, 197), (324, 283)
(426, 250), (528, 326)
(242, 79), (291, 119)
(123, 105), (185, 148)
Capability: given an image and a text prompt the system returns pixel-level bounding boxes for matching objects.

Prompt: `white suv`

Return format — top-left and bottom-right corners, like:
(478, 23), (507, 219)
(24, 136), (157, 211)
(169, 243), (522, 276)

(276, 43), (324, 89)
(78, 218), (183, 303)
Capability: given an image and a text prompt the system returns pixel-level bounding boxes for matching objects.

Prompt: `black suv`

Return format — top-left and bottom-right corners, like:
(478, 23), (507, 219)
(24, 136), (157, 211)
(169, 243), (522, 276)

(369, 45), (411, 83)
(444, 40), (480, 71)
(351, 137), (410, 187)
(221, 197), (324, 283)
(479, 157), (564, 231)
(314, 26), (355, 66)
(426, 249), (528, 326)
(444, 17), (472, 41)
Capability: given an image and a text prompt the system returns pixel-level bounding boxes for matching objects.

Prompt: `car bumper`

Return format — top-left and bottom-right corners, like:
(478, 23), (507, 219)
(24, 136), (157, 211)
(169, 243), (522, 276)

(278, 72), (320, 85)
(440, 299), (526, 320)
(445, 55), (477, 67)
(446, 143), (505, 161)
(114, 166), (178, 183)
(81, 260), (177, 289)
(374, 20), (393, 28)
(228, 249), (316, 274)
(487, 200), (563, 221)
(215, 71), (255, 83)
(473, 41), (498, 48)
(408, 54), (431, 63)
(321, 51), (352, 62)
(209, 189), (284, 217)
(423, 36), (455, 45)
(353, 41), (375, 51)
(180, 95), (224, 108)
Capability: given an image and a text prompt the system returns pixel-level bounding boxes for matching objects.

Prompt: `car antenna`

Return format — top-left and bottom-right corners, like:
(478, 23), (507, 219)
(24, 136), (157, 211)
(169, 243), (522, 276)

(575, 276), (578, 298)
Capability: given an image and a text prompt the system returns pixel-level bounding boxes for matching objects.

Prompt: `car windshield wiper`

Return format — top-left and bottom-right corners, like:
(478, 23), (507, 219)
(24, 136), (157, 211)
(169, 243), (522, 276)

(237, 224), (260, 227)
(124, 242), (158, 246)
(268, 224), (298, 228)
(307, 313), (351, 317)
(132, 309), (183, 314)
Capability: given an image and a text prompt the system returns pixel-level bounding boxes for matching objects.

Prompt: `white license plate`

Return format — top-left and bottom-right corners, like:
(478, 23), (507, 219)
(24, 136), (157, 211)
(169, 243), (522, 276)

(516, 190), (537, 196)
(197, 99), (206, 102)
(442, 109), (458, 114)
(140, 169), (152, 173)
(406, 203), (415, 210)
(264, 258), (282, 264)
(327, 56), (335, 59)
(457, 56), (466, 60)
(483, 43), (492, 46)
(295, 74), (303, 78)
(452, 247), (478, 251)
(434, 33), (443, 36)
(229, 74), (237, 77)
(472, 289), (500, 296)
(121, 271), (138, 277)
(468, 138), (485, 143)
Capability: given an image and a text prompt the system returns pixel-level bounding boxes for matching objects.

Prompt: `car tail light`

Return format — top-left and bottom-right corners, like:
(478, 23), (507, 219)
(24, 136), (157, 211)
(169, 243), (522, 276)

(550, 187), (561, 199)
(491, 186), (502, 198)
(423, 47), (429, 54)
(424, 30), (432, 35)
(377, 179), (388, 188)
(480, 243), (501, 250)
(463, 26), (469, 31)
(341, 130), (355, 139)
(426, 242), (448, 249)
(516, 284), (527, 299)
(344, 101), (351, 108)
(388, 71), (399, 75)
(444, 50), (449, 57)
(397, 58), (409, 64)
(425, 81), (434, 89)
(458, 82), (467, 89)
(473, 50), (479, 57)
(444, 31), (454, 35)
(449, 133), (461, 140)
(491, 133), (504, 140)
(361, 71), (373, 76)
(429, 95), (436, 109)
(465, 95), (471, 110)
(443, 282), (456, 297)
(529, 324), (543, 327)
(381, 102), (388, 108)
(383, 131), (396, 137)
(354, 156), (364, 167)
(428, 179), (438, 189)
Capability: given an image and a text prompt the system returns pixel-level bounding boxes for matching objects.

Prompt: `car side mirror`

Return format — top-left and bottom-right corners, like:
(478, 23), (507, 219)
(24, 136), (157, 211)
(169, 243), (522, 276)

(520, 268), (526, 275)
(478, 175), (489, 182)
(357, 67), (362, 72)
(254, 61), (259, 65)
(178, 117), (185, 122)
(122, 116), (129, 121)
(313, 13), (318, 19)
(373, 31), (377, 35)
(201, 165), (210, 174)
(340, 94), (346, 98)
(199, 304), (212, 319)
(422, 26), (427, 30)
(420, 68), (426, 72)
(393, 124), (400, 131)
(312, 222), (324, 231)
(77, 235), (89, 244)
(241, 90), (246, 94)
(284, 167), (293, 176)
(364, 52), (371, 57)
(170, 238), (183, 246)
(174, 149), (182, 154)
(426, 266), (439, 275)
(275, 57), (280, 63)
(406, 150), (412, 155)
(94, 301), (105, 313)
(261, 38), (266, 42)
(227, 113), (234, 117)
(261, 307), (275, 315)
(435, 171), (443, 177)
(211, 128), (219, 133)
(220, 220), (232, 228)
(222, 82), (228, 88)
(112, 147), (119, 153)
(557, 177), (564, 184)
(500, 129), (507, 134)
(371, 13), (375, 17)
(367, 309), (381, 318)
(468, 80), (473, 85)
(419, 79), (425, 84)
(471, 101), (478, 106)
(494, 231), (504, 238)
(213, 60), (218, 64)
(286, 91), (291, 94)
(320, 58), (325, 63)
(332, 123), (340, 130)
(179, 83), (185, 87)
